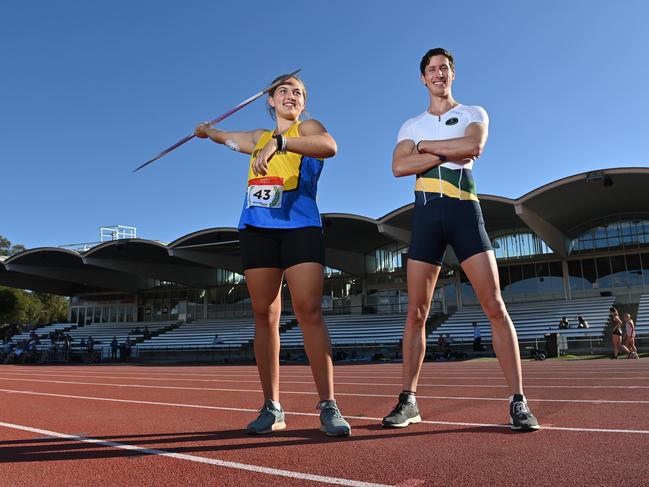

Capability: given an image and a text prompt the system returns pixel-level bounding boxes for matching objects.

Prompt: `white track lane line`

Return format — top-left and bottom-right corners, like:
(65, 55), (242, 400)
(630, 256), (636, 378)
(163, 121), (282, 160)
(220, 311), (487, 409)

(0, 421), (392, 487)
(3, 370), (649, 381)
(1, 388), (648, 435)
(3, 369), (647, 381)
(2, 377), (649, 404)
(1, 372), (648, 389)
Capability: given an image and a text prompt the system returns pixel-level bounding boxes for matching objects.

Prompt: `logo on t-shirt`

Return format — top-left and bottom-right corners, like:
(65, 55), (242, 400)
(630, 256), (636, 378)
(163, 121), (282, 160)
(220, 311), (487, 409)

(445, 117), (459, 126)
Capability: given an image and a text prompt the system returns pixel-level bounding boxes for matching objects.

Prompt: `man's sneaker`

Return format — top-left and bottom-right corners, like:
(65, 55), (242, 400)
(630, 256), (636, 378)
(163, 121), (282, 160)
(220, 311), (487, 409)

(246, 400), (286, 435)
(382, 393), (421, 428)
(509, 395), (540, 431)
(317, 400), (351, 437)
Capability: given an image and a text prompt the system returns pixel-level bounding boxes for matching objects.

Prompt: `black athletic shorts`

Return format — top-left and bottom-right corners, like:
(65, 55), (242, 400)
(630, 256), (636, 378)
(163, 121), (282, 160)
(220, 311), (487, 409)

(238, 225), (325, 271)
(408, 198), (492, 266)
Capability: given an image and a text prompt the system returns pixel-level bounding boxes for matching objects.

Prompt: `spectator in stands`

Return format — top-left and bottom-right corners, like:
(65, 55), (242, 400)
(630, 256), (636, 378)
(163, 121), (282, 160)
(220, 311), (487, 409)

(111, 336), (118, 360)
(79, 337), (86, 350)
(577, 315), (589, 328)
(558, 316), (570, 329)
(437, 334), (446, 355)
(213, 334), (224, 345)
(3, 344), (16, 364)
(623, 313), (639, 359)
(609, 307), (630, 359)
(472, 322), (485, 351)
(14, 344), (24, 363)
(444, 333), (453, 359)
(143, 326), (151, 339)
(124, 338), (131, 361)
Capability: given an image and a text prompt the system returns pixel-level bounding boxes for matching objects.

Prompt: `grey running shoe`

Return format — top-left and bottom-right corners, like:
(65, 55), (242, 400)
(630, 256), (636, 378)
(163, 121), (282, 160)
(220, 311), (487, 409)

(509, 395), (540, 431)
(318, 400), (351, 437)
(382, 393), (421, 428)
(246, 400), (286, 435)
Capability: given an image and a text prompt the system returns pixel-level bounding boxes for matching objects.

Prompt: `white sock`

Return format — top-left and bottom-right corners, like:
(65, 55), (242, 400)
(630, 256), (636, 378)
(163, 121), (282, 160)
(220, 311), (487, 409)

(269, 400), (282, 411)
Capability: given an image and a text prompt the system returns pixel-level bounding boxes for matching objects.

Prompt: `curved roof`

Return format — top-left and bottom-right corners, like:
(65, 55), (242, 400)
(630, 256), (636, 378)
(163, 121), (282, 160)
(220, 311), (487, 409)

(518, 167), (649, 236)
(3, 167), (648, 294)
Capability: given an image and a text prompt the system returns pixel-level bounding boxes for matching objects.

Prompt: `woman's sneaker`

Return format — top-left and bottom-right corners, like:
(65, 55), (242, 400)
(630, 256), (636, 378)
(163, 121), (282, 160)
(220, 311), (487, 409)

(509, 394), (540, 431)
(317, 400), (351, 437)
(382, 393), (421, 428)
(246, 400), (286, 435)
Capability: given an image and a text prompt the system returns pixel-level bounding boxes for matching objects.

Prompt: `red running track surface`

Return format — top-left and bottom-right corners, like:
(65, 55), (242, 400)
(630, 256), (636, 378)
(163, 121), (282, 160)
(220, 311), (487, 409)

(1, 360), (648, 486)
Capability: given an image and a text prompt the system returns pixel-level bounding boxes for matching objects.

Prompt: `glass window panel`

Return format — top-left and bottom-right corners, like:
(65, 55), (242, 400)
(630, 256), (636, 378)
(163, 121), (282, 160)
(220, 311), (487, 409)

(596, 256), (612, 288)
(610, 255), (627, 287)
(625, 253), (644, 287)
(498, 265), (510, 289)
(581, 259), (597, 284)
(549, 261), (563, 277)
(509, 265), (523, 285)
(521, 264), (536, 280)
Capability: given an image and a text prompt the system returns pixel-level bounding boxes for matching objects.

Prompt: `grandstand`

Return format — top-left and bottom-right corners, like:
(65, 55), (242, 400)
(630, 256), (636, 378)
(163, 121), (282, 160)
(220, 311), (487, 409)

(280, 314), (407, 347)
(135, 316), (296, 351)
(10, 322), (76, 345)
(2, 167), (648, 361)
(427, 296), (615, 344)
(62, 320), (174, 351)
(636, 293), (649, 334)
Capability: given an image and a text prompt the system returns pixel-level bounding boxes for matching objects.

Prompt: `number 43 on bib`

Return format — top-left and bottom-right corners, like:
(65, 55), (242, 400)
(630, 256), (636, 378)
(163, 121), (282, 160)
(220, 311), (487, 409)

(247, 177), (284, 208)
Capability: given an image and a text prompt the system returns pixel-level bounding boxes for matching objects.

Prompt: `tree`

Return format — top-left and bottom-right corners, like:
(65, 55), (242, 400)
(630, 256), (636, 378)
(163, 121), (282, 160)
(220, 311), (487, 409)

(0, 235), (26, 256)
(32, 292), (68, 324)
(0, 287), (20, 322)
(0, 236), (68, 326)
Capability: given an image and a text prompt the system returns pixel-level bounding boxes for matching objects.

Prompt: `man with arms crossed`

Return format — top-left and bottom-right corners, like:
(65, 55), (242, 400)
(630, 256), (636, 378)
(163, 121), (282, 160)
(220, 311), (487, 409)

(383, 48), (540, 431)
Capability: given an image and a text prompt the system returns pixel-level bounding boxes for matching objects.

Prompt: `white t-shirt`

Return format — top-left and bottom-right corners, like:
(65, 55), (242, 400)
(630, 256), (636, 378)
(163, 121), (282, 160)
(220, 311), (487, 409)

(397, 104), (488, 171)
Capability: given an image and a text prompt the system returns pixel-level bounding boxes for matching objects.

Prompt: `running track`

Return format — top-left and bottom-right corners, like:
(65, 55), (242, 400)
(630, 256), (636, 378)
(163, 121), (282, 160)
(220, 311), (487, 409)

(1, 360), (647, 486)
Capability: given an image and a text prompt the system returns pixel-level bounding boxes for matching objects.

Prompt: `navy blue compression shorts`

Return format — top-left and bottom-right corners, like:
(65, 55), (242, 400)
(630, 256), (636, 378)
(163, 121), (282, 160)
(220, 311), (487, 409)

(408, 198), (492, 266)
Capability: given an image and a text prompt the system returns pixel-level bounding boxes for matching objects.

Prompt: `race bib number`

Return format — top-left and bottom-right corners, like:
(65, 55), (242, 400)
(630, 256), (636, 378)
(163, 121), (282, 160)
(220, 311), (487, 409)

(247, 177), (284, 208)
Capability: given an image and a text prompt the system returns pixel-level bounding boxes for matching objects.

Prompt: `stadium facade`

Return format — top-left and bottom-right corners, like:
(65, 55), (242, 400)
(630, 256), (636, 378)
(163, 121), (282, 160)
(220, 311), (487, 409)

(2, 167), (648, 325)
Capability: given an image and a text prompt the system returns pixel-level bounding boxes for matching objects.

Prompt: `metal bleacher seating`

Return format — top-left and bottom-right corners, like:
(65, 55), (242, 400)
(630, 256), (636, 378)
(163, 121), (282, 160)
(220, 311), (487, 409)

(635, 293), (649, 335)
(63, 321), (175, 352)
(135, 316), (296, 351)
(10, 322), (77, 346)
(427, 296), (616, 345)
(280, 313), (407, 347)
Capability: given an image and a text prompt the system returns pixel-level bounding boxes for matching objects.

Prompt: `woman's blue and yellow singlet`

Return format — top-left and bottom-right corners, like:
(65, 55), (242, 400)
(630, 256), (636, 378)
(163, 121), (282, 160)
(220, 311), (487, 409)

(238, 122), (324, 229)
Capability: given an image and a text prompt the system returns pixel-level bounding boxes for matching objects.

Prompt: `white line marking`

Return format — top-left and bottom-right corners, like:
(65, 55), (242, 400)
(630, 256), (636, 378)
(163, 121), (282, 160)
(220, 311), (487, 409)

(1, 388), (649, 434)
(3, 370), (649, 381)
(0, 421), (392, 487)
(2, 377), (649, 404)
(2, 372), (648, 389)
(7, 370), (649, 380)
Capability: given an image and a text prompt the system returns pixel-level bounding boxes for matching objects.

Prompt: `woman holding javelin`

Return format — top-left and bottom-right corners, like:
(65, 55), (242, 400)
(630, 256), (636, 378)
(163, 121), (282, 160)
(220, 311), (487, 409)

(194, 74), (351, 437)
(382, 48), (539, 431)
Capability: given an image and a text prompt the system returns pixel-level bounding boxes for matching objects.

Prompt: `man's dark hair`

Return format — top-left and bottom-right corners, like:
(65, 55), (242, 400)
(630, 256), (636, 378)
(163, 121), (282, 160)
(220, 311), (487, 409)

(420, 48), (455, 75)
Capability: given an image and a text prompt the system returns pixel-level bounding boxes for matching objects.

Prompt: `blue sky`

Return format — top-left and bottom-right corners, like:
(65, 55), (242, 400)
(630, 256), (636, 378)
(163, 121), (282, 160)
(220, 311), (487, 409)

(2, 0), (648, 249)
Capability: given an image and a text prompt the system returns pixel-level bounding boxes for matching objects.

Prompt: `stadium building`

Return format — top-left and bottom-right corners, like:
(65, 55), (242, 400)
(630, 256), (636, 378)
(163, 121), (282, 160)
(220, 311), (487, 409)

(2, 167), (648, 360)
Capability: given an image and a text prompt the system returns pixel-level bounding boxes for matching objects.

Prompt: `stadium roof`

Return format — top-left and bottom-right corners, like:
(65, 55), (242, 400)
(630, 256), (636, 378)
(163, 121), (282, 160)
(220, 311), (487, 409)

(2, 167), (648, 295)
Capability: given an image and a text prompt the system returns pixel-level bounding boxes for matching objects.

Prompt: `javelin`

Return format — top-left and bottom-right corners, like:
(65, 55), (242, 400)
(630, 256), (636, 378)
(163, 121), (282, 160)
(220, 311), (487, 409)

(133, 69), (302, 173)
